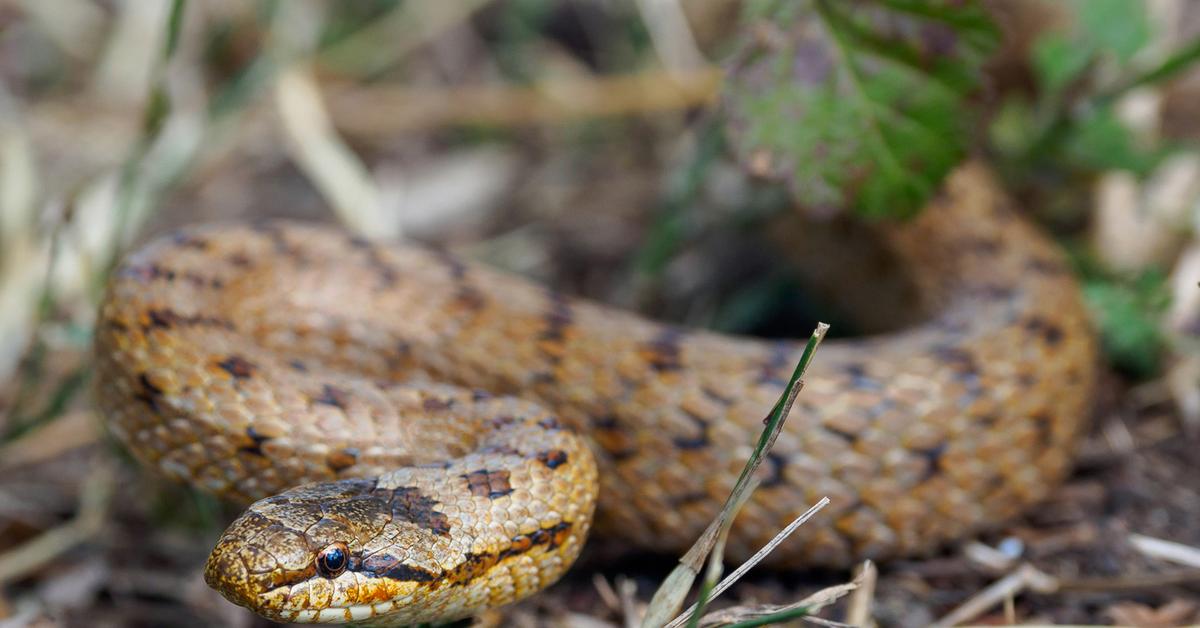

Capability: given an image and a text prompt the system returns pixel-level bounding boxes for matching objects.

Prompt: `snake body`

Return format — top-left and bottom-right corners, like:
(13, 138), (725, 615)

(94, 164), (1097, 624)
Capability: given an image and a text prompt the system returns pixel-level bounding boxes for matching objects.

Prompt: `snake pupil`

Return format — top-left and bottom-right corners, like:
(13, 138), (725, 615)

(316, 542), (348, 578)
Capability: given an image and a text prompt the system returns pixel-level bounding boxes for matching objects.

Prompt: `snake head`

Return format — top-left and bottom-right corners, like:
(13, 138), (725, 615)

(205, 478), (432, 624)
(205, 462), (593, 625)
(204, 409), (598, 625)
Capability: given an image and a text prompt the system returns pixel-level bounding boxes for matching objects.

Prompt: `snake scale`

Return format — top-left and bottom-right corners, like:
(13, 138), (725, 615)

(94, 163), (1097, 625)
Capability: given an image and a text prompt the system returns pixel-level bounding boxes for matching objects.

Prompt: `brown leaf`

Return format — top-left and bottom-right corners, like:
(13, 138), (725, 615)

(1107, 599), (1198, 627)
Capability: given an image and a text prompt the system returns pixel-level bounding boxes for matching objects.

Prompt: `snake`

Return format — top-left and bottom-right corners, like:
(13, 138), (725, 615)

(93, 163), (1097, 625)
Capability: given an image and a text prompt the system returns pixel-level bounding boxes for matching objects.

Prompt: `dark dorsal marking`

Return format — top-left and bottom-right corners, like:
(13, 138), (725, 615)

(479, 444), (522, 457)
(390, 486), (452, 536)
(593, 414), (619, 429)
(672, 434), (705, 449)
(311, 384), (349, 409)
(930, 346), (979, 377)
(673, 407), (711, 450)
(844, 362), (884, 391)
(143, 307), (233, 331)
(462, 469), (513, 499)
(756, 340), (793, 386)
(385, 342), (414, 373)
(918, 443), (947, 481)
(359, 553), (439, 583)
(171, 231), (209, 250)
(500, 521), (572, 560)
(454, 285), (487, 312)
(529, 371), (556, 386)
(365, 247), (398, 288)
(823, 424), (860, 444)
(529, 520), (572, 551)
(1023, 316), (1064, 346)
(701, 386), (734, 406)
(184, 271), (224, 290)
(326, 447), (358, 472)
(251, 222), (291, 254)
(135, 373), (166, 412)
(967, 284), (1016, 301)
(381, 562), (438, 582)
(607, 448), (638, 462)
(1026, 256), (1069, 275)
(536, 449), (568, 469)
(641, 327), (684, 372)
(592, 415), (637, 460)
(963, 236), (1002, 255)
(352, 520), (574, 588)
(490, 415), (517, 429)
(929, 344), (984, 391)
(539, 290), (573, 344)
(145, 308), (178, 330)
(669, 491), (710, 507)
(118, 263), (174, 284)
(422, 396), (454, 412)
(226, 252), (252, 268)
(537, 417), (563, 431)
(761, 452), (787, 487)
(239, 426), (271, 457)
(215, 355), (256, 380)
(1030, 411), (1055, 446)
(434, 249), (467, 280)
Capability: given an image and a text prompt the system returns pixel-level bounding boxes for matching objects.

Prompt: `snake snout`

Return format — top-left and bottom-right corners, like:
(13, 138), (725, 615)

(204, 509), (313, 615)
(203, 536), (258, 610)
(204, 520), (264, 610)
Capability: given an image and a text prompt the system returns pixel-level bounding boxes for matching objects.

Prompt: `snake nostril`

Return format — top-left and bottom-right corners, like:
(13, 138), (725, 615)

(315, 542), (349, 578)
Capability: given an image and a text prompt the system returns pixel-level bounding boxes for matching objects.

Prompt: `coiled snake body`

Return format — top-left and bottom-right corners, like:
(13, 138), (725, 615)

(95, 164), (1097, 624)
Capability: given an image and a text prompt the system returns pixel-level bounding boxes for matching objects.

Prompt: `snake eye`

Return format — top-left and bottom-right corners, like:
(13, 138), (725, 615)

(315, 542), (349, 578)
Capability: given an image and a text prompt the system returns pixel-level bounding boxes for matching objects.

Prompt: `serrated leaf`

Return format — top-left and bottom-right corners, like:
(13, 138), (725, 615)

(1076, 0), (1150, 62)
(1032, 32), (1095, 92)
(1083, 272), (1169, 377)
(1062, 106), (1161, 175)
(722, 0), (997, 218)
(1028, 0), (1148, 94)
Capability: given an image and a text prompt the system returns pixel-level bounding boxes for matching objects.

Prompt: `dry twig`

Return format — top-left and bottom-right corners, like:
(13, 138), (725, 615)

(931, 563), (1059, 628)
(1128, 533), (1200, 569)
(845, 560), (877, 627)
(328, 68), (722, 138)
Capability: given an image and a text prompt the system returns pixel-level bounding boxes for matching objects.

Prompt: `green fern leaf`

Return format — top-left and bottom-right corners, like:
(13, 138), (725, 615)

(723, 0), (998, 218)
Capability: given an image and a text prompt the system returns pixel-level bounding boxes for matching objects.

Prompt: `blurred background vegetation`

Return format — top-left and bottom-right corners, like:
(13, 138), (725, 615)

(2, 1), (1200, 626)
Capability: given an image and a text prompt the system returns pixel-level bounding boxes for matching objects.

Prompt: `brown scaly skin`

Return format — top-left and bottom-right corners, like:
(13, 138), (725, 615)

(94, 163), (1097, 624)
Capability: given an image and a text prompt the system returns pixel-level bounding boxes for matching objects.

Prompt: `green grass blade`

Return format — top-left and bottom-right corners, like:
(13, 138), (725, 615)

(644, 323), (829, 627)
